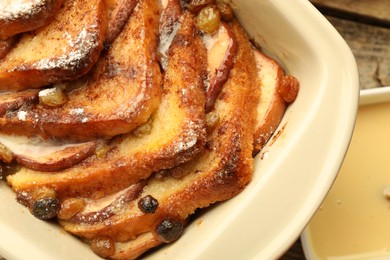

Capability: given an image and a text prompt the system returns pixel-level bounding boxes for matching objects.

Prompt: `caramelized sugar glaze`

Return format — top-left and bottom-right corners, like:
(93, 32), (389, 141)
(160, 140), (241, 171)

(0, 0), (298, 258)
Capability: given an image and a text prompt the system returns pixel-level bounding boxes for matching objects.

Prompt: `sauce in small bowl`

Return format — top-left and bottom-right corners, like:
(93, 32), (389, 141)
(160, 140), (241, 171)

(302, 87), (390, 260)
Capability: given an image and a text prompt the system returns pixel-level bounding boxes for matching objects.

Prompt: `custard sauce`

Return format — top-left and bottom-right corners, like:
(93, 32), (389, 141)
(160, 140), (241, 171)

(306, 101), (390, 259)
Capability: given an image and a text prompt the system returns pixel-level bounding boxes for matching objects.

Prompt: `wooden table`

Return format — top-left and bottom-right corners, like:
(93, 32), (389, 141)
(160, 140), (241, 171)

(281, 0), (390, 259)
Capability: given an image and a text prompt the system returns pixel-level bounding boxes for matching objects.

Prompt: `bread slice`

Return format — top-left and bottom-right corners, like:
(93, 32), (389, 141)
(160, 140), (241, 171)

(104, 0), (139, 46)
(0, 0), (64, 40)
(0, 0), (162, 141)
(0, 0), (107, 91)
(253, 49), (299, 154)
(58, 20), (259, 259)
(7, 8), (207, 201)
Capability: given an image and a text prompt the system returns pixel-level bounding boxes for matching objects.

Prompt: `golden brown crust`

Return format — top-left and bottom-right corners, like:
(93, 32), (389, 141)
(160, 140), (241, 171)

(0, 0), (65, 40)
(7, 7), (207, 201)
(0, 0), (162, 141)
(0, 0), (107, 91)
(104, 0), (139, 46)
(58, 20), (259, 252)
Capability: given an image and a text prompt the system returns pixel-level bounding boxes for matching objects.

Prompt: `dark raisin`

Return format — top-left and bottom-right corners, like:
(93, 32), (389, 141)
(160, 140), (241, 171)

(31, 198), (61, 220)
(155, 219), (184, 243)
(138, 195), (158, 214)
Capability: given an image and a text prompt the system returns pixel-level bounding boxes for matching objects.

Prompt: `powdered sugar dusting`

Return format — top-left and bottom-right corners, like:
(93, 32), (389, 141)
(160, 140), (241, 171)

(17, 110), (27, 121)
(0, 0), (46, 21)
(33, 26), (100, 71)
(70, 108), (84, 116)
(173, 121), (201, 153)
(38, 87), (57, 97)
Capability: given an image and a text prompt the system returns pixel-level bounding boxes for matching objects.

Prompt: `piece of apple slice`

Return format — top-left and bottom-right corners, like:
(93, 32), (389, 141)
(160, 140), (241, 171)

(0, 89), (39, 116)
(0, 36), (16, 60)
(0, 134), (97, 171)
(158, 0), (182, 70)
(203, 22), (237, 112)
(252, 48), (299, 154)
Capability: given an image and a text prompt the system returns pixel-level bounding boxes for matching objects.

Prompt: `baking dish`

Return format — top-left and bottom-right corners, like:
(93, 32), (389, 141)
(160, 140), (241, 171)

(0, 0), (359, 259)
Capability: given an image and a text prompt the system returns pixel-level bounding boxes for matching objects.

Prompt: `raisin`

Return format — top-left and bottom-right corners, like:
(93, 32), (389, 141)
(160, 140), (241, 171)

(196, 5), (221, 34)
(279, 75), (299, 103)
(0, 143), (13, 163)
(31, 198), (61, 220)
(155, 219), (184, 243)
(38, 87), (68, 107)
(58, 198), (86, 220)
(90, 237), (115, 258)
(138, 195), (158, 214)
(188, 0), (215, 14)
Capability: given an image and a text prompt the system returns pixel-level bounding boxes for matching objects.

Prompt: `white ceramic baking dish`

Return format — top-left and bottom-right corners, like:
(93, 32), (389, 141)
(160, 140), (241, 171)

(0, 0), (359, 259)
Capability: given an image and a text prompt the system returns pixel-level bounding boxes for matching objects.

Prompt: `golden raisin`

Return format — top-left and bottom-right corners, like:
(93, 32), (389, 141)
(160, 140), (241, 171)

(0, 143), (13, 163)
(196, 5), (221, 34)
(90, 237), (116, 258)
(39, 87), (68, 107)
(205, 111), (220, 133)
(279, 75), (299, 103)
(188, 0), (215, 14)
(31, 187), (57, 200)
(133, 118), (153, 137)
(58, 198), (86, 220)
(95, 144), (110, 159)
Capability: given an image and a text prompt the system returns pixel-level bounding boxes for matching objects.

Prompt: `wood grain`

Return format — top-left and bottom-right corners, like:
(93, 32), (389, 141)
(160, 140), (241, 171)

(310, 0), (390, 27)
(326, 16), (390, 89)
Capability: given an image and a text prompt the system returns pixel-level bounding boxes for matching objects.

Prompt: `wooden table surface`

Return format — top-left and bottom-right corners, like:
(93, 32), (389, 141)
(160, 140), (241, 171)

(281, 1), (390, 259)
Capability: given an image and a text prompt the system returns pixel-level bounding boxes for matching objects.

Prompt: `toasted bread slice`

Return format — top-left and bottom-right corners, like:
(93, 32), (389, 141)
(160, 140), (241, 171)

(253, 49), (299, 154)
(0, 0), (65, 40)
(59, 21), (259, 257)
(0, 36), (17, 59)
(7, 9), (207, 200)
(0, 0), (162, 141)
(158, 0), (182, 69)
(104, 0), (139, 46)
(0, 0), (107, 91)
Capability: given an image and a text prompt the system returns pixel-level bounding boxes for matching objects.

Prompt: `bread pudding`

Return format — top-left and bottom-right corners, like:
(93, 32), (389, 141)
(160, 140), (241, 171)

(0, 0), (299, 258)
